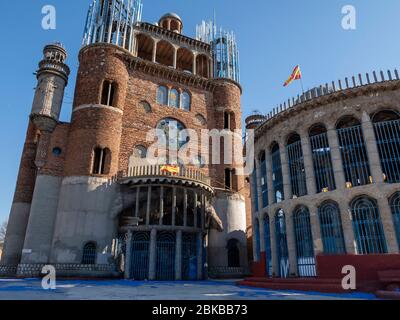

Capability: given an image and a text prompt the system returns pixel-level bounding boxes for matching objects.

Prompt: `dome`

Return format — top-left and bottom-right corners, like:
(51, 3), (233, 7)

(159, 12), (182, 23)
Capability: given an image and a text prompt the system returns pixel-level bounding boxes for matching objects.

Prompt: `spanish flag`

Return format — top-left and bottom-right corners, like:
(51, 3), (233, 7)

(160, 165), (180, 175)
(283, 65), (302, 87)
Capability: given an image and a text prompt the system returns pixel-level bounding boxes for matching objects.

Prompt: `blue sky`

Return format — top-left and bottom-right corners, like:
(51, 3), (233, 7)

(0, 0), (399, 221)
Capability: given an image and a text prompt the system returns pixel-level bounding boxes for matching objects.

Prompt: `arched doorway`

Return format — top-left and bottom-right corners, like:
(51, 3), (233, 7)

(130, 232), (150, 280)
(156, 231), (176, 280)
(227, 239), (240, 268)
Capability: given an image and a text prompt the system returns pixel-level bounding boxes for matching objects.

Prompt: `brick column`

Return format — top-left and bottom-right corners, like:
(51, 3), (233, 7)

(285, 212), (298, 277)
(377, 197), (399, 254)
(124, 231), (133, 279)
(361, 111), (384, 184)
(339, 201), (356, 254)
(309, 204), (323, 255)
(279, 143), (292, 200)
(148, 228), (157, 280)
(300, 131), (317, 195)
(326, 126), (346, 190)
(175, 230), (182, 280)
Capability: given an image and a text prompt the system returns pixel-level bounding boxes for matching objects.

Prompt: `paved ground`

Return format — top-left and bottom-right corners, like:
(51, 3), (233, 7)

(0, 279), (376, 300)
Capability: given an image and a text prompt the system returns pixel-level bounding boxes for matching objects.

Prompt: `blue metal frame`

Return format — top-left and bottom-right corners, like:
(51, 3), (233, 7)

(275, 209), (289, 278)
(310, 131), (336, 192)
(254, 219), (261, 261)
(156, 231), (176, 280)
(264, 216), (272, 277)
(318, 201), (346, 254)
(271, 144), (284, 203)
(260, 152), (269, 208)
(337, 125), (371, 187)
(390, 192), (400, 250)
(351, 196), (387, 254)
(131, 232), (150, 280)
(182, 233), (197, 280)
(293, 206), (316, 277)
(287, 136), (308, 197)
(373, 119), (400, 183)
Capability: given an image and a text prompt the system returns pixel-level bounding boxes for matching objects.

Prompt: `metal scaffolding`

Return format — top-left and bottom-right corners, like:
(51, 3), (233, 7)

(83, 0), (143, 51)
(196, 20), (240, 83)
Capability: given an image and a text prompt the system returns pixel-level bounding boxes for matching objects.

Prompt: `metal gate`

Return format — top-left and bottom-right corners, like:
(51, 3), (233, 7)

(264, 216), (272, 277)
(156, 232), (176, 280)
(293, 206), (316, 277)
(182, 233), (197, 280)
(275, 209), (289, 278)
(130, 232), (150, 280)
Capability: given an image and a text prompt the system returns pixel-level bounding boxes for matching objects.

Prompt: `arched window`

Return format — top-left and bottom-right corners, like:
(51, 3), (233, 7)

(101, 80), (116, 107)
(157, 86), (168, 105)
(253, 219), (261, 261)
(251, 160), (259, 212)
(136, 33), (154, 61)
(259, 151), (268, 208)
(92, 147), (111, 175)
(227, 239), (240, 268)
(264, 216), (272, 277)
(309, 124), (336, 193)
(196, 54), (209, 78)
(224, 111), (231, 130)
(350, 196), (387, 254)
(177, 48), (194, 73)
(336, 116), (371, 187)
(156, 40), (174, 67)
(271, 143), (284, 203)
(372, 110), (400, 183)
(82, 242), (97, 265)
(293, 206), (316, 277)
(181, 91), (191, 111)
(156, 232), (176, 280)
(318, 201), (346, 254)
(224, 168), (233, 190)
(169, 89), (180, 108)
(275, 209), (289, 278)
(286, 133), (307, 198)
(389, 193), (400, 250)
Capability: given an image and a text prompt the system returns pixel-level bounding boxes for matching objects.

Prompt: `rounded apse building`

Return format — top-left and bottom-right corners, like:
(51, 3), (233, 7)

(248, 75), (400, 282)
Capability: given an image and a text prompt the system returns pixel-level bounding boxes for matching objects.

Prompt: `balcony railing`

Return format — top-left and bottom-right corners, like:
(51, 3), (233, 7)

(123, 165), (211, 186)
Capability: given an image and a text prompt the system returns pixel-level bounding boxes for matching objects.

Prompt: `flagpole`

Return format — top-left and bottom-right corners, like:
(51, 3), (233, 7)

(300, 78), (305, 94)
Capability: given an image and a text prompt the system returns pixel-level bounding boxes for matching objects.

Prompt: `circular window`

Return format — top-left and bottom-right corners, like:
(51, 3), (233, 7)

(52, 147), (62, 156)
(133, 145), (147, 159)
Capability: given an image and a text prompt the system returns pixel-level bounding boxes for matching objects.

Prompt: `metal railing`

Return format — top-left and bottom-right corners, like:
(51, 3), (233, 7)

(124, 165), (211, 186)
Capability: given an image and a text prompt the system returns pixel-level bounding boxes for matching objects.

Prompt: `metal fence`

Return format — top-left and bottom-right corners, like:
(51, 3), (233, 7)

(337, 125), (371, 187)
(373, 119), (400, 183)
(182, 233), (197, 280)
(287, 140), (308, 198)
(390, 193), (400, 250)
(131, 232), (150, 280)
(310, 132), (336, 192)
(293, 206), (316, 277)
(264, 216), (273, 277)
(318, 201), (346, 255)
(156, 232), (176, 280)
(351, 197), (387, 254)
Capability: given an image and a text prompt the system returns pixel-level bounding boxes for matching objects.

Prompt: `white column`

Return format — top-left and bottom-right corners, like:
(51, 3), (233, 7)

(173, 46), (178, 69)
(152, 39), (158, 63)
(192, 53), (197, 75)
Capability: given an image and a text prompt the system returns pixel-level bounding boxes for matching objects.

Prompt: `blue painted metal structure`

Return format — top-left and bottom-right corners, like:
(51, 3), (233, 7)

(390, 193), (400, 250)
(182, 233), (197, 280)
(350, 196), (387, 254)
(264, 216), (272, 277)
(318, 201), (346, 255)
(275, 209), (289, 278)
(271, 143), (284, 203)
(287, 135), (308, 197)
(130, 232), (150, 280)
(373, 118), (400, 183)
(156, 232), (176, 280)
(83, 0), (143, 50)
(293, 206), (316, 277)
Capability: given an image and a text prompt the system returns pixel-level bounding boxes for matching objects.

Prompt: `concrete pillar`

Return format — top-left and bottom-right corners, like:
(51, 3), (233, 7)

(361, 111), (384, 184)
(183, 189), (188, 226)
(266, 150), (275, 205)
(173, 46), (178, 69)
(172, 187), (177, 226)
(124, 231), (133, 279)
(146, 186), (151, 225)
(194, 191), (198, 228)
(259, 217), (266, 252)
(285, 212), (298, 277)
(255, 160), (263, 212)
(175, 230), (182, 280)
(148, 228), (157, 280)
(300, 132), (317, 195)
(279, 143), (292, 200)
(377, 197), (399, 254)
(327, 127), (346, 190)
(197, 232), (203, 280)
(309, 204), (323, 255)
(152, 40), (157, 63)
(192, 54), (197, 75)
(167, 19), (171, 30)
(339, 201), (356, 254)
(135, 187), (140, 217)
(159, 186), (164, 225)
